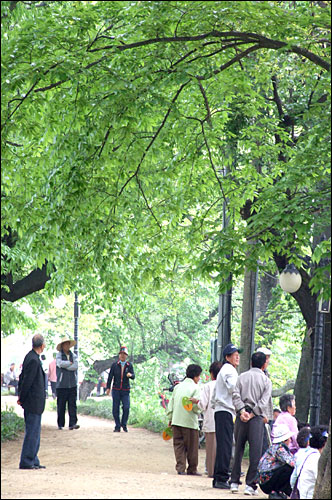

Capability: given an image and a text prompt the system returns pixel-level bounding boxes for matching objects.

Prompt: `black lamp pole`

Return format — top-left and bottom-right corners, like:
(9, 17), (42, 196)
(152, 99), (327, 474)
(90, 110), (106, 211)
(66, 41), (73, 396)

(309, 302), (325, 426)
(216, 166), (232, 362)
(309, 241), (329, 427)
(74, 293), (79, 399)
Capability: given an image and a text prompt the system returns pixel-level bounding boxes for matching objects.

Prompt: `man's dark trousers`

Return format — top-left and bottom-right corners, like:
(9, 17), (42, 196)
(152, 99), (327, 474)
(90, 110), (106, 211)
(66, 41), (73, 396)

(19, 411), (42, 468)
(231, 415), (265, 489)
(213, 410), (234, 485)
(112, 389), (130, 429)
(57, 387), (78, 428)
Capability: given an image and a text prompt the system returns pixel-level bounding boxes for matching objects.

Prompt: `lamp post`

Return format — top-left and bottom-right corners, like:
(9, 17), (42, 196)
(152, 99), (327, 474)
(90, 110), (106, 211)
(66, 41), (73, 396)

(74, 293), (79, 400)
(279, 262), (325, 426)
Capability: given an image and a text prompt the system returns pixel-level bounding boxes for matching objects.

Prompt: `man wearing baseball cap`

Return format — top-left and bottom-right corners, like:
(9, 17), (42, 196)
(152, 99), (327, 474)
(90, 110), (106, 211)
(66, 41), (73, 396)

(106, 346), (135, 432)
(211, 343), (242, 490)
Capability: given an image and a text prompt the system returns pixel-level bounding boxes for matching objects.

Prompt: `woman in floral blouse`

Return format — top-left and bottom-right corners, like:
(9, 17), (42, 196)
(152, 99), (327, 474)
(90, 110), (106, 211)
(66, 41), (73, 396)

(258, 424), (296, 499)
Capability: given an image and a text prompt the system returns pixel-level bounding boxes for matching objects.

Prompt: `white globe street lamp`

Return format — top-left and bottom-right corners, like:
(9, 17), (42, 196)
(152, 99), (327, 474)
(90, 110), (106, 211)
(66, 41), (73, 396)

(279, 263), (302, 293)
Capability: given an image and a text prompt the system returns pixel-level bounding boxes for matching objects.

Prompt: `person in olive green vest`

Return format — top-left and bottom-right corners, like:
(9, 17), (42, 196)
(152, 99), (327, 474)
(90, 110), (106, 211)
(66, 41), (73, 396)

(167, 364), (202, 476)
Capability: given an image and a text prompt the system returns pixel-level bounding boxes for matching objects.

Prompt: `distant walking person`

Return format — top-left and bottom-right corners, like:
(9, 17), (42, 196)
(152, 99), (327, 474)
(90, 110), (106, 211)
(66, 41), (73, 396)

(56, 337), (80, 430)
(17, 334), (47, 469)
(230, 351), (272, 496)
(106, 346), (135, 432)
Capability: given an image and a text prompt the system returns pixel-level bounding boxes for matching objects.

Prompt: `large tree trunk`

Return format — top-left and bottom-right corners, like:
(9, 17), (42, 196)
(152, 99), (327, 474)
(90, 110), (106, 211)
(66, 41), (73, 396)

(256, 270), (277, 337)
(320, 313), (331, 425)
(239, 267), (257, 374)
(313, 421), (331, 499)
(294, 328), (313, 424)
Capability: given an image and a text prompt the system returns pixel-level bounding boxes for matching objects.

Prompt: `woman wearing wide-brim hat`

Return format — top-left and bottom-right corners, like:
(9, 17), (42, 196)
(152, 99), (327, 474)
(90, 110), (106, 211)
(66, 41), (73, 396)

(56, 337), (80, 431)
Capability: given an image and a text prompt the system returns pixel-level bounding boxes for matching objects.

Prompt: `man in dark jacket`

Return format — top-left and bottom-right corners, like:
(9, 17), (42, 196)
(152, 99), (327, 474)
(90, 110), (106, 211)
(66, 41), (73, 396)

(106, 346), (135, 432)
(18, 334), (46, 469)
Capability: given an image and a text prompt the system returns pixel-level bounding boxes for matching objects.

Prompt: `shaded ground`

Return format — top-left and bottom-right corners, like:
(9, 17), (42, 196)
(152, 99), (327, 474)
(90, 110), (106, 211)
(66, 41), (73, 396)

(1, 396), (268, 499)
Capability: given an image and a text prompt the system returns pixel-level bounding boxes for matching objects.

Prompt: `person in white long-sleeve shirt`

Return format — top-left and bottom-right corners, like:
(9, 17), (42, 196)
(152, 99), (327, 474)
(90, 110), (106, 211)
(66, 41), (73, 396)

(190, 361), (222, 477)
(211, 343), (242, 490)
(293, 425), (328, 499)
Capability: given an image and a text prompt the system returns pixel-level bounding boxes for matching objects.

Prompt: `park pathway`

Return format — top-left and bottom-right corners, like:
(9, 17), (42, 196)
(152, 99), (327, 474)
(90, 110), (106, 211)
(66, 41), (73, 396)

(1, 396), (268, 499)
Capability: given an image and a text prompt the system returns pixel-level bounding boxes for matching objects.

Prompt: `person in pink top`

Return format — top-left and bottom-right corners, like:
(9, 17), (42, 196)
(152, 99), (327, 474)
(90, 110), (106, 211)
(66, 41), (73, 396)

(272, 394), (299, 455)
(48, 353), (57, 399)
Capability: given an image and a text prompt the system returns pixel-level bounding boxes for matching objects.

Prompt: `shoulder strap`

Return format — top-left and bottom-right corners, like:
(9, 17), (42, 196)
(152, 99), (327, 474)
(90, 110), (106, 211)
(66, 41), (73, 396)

(297, 451), (317, 480)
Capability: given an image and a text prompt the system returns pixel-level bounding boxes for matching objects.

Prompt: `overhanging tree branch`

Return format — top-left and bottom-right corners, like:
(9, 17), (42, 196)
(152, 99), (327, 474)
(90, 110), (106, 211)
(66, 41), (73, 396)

(117, 81), (190, 197)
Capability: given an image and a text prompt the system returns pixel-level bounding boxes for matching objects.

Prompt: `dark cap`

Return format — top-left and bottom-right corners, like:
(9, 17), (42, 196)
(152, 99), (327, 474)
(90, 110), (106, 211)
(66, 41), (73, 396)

(223, 343), (243, 358)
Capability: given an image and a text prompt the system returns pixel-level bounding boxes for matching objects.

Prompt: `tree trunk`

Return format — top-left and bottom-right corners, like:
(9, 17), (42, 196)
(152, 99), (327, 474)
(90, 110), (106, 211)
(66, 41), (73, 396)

(320, 313), (331, 425)
(294, 328), (313, 424)
(239, 267), (257, 374)
(256, 270), (277, 337)
(313, 420), (331, 499)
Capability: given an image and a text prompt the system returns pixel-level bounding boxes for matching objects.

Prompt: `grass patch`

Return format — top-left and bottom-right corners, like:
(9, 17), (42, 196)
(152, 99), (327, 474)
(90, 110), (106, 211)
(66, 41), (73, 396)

(1, 405), (25, 442)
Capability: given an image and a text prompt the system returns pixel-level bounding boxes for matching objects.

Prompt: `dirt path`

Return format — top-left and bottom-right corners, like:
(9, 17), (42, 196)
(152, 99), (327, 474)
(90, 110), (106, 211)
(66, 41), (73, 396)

(1, 396), (268, 499)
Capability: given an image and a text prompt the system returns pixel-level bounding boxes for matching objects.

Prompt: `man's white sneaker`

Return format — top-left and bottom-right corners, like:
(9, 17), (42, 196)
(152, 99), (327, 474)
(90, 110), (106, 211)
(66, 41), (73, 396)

(230, 483), (239, 493)
(244, 485), (259, 496)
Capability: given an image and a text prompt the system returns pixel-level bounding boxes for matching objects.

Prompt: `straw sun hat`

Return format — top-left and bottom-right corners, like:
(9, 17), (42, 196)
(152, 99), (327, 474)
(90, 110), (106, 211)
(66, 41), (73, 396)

(56, 337), (76, 351)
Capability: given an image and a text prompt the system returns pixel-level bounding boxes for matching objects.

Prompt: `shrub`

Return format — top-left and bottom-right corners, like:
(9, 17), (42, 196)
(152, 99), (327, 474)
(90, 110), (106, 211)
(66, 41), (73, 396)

(1, 406), (25, 442)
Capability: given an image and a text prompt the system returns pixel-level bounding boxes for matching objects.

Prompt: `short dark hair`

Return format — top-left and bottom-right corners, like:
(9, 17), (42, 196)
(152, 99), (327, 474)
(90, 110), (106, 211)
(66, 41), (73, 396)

(279, 394), (295, 412)
(298, 421), (310, 431)
(251, 351), (266, 369)
(273, 408), (281, 414)
(209, 361), (222, 379)
(297, 426), (311, 448)
(32, 334), (45, 348)
(186, 364), (202, 379)
(310, 425), (328, 450)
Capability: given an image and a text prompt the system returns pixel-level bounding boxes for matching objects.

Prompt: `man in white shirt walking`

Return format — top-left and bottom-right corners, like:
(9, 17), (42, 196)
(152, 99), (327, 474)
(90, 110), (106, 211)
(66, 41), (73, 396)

(211, 343), (242, 490)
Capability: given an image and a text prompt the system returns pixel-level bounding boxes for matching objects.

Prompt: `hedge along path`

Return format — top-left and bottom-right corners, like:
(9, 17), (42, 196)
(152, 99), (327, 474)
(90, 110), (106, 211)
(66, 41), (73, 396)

(1, 397), (268, 499)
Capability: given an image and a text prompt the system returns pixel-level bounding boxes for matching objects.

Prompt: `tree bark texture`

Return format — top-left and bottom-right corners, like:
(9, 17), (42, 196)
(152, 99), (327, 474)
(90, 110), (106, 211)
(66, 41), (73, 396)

(239, 267), (257, 374)
(294, 328), (313, 424)
(320, 313), (331, 425)
(256, 271), (277, 337)
(313, 420), (331, 499)
(1, 264), (51, 302)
